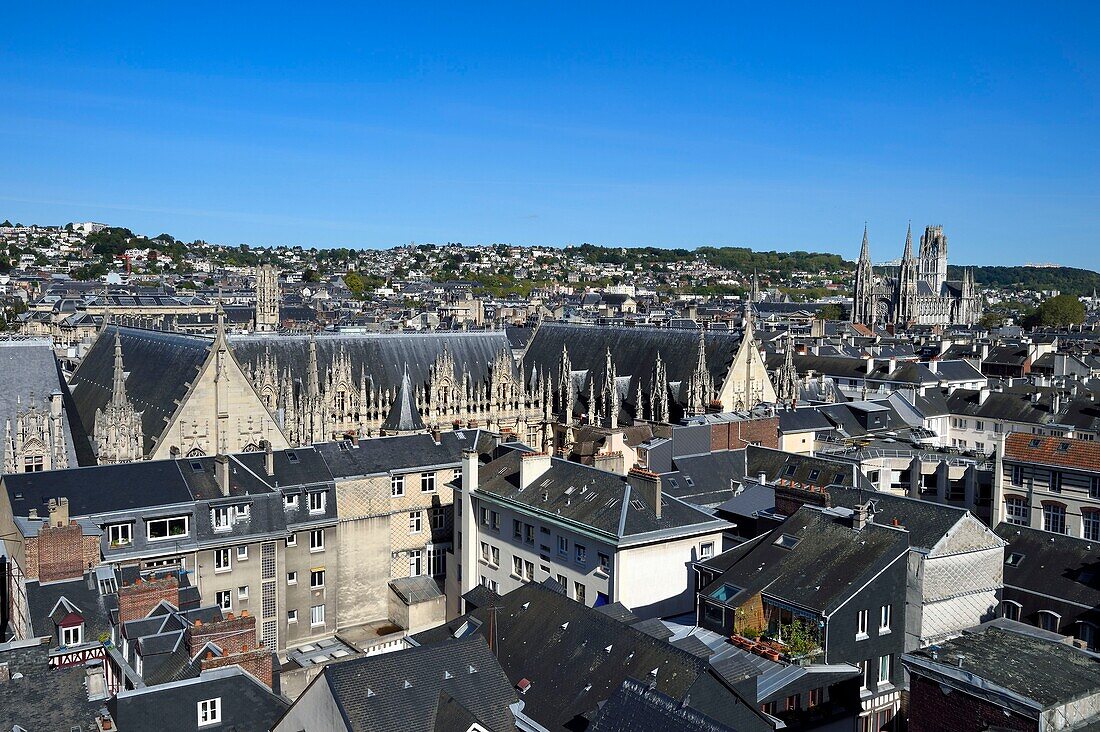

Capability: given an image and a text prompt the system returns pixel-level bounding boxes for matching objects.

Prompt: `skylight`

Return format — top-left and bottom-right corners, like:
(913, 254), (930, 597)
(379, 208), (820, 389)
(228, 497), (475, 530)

(774, 534), (800, 550)
(287, 451), (299, 463)
(1029, 439), (1042, 448)
(1005, 552), (1025, 567)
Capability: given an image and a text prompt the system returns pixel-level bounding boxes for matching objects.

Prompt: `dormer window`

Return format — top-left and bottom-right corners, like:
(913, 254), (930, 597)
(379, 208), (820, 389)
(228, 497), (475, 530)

(147, 516), (189, 541)
(59, 615), (84, 646)
(308, 491), (326, 514)
(284, 493), (299, 509)
(212, 507), (232, 532)
(107, 523), (132, 547)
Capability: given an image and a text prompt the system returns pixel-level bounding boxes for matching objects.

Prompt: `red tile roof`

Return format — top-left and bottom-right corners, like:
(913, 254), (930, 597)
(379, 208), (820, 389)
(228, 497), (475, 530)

(1004, 433), (1100, 472)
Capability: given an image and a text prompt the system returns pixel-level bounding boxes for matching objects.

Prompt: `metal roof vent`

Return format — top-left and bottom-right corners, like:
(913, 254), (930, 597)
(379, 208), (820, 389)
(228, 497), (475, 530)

(403, 680), (412, 689)
(561, 622), (569, 630)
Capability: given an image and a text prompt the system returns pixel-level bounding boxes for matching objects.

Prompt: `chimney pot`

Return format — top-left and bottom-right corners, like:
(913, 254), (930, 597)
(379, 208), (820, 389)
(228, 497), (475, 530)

(262, 440), (274, 476)
(215, 454), (230, 496)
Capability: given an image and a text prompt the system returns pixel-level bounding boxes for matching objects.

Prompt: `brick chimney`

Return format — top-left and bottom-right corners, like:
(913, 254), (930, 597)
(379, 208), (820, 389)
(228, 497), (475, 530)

(200, 646), (274, 690)
(773, 481), (830, 517)
(215, 454), (230, 496)
(188, 611), (257, 656)
(520, 451), (551, 491)
(34, 521), (84, 583)
(627, 466), (662, 519)
(118, 575), (179, 623)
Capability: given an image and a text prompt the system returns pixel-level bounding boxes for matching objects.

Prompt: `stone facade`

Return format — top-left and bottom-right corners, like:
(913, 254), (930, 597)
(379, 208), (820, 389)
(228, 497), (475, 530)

(254, 263), (280, 332)
(93, 333), (143, 464)
(852, 224), (982, 327)
(4, 391), (68, 474)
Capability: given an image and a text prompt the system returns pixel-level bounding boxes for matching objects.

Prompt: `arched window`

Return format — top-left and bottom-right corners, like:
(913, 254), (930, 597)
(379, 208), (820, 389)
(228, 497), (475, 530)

(1038, 610), (1061, 633)
(1042, 503), (1067, 535)
(1001, 600), (1022, 622)
(1004, 495), (1029, 526)
(1084, 510), (1100, 542)
(1078, 621), (1098, 650)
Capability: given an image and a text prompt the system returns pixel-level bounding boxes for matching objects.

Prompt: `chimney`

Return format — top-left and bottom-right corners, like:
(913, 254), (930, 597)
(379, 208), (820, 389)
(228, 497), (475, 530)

(461, 448), (479, 494)
(262, 440), (274, 476)
(627, 466), (662, 519)
(853, 502), (869, 531)
(887, 357), (897, 373)
(928, 359), (938, 375)
(215, 454), (230, 497)
(978, 386), (990, 405)
(49, 390), (63, 418)
(431, 426), (442, 444)
(520, 452), (552, 491)
(48, 497), (69, 527)
(865, 357), (875, 375)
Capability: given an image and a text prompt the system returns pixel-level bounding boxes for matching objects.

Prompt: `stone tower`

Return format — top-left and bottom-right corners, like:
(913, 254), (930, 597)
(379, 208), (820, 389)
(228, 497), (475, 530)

(918, 225), (948, 294)
(94, 332), (144, 464)
(895, 222), (918, 325)
(851, 225), (876, 325)
(254, 264), (280, 332)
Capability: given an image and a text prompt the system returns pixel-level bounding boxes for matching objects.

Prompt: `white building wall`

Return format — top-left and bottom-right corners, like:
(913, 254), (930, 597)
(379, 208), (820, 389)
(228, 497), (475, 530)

(616, 531), (724, 618)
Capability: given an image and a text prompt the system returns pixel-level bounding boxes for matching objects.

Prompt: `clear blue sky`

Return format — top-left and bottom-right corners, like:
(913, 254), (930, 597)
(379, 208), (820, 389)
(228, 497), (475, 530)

(2, 4), (1098, 267)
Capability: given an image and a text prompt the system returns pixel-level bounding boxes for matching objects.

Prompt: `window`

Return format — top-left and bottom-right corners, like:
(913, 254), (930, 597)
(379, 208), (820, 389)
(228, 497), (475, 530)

(308, 491), (326, 513)
(491, 546), (499, 567)
(1011, 465), (1024, 486)
(310, 569), (325, 588)
(215, 590), (232, 610)
(285, 533), (297, 547)
(1001, 600), (1021, 622)
(878, 655), (892, 684)
(491, 511), (500, 531)
(480, 507), (490, 526)
(61, 623), (83, 646)
(1079, 622), (1098, 651)
(513, 555), (524, 578)
(309, 529), (325, 552)
(23, 454), (44, 472)
(1005, 496), (1029, 526)
(857, 609), (869, 638)
(1038, 610), (1060, 633)
(480, 541), (491, 563)
(1085, 512), (1100, 542)
(974, 420), (984, 431)
(409, 549), (423, 576)
(198, 698), (221, 727)
(879, 604), (891, 632)
(310, 604), (325, 627)
(147, 516), (188, 541)
(860, 660), (870, 690)
(575, 544), (587, 565)
(287, 609), (298, 623)
(238, 585), (249, 601)
(454, 466), (462, 484)
(213, 548), (231, 572)
(574, 581), (586, 605)
(1044, 504), (1067, 534)
(421, 473), (436, 493)
(409, 511), (422, 533)
(427, 544), (447, 577)
(808, 688), (822, 708)
(558, 536), (568, 556)
(212, 506), (232, 531)
(524, 524), (535, 544)
(481, 576), (498, 592)
(700, 542), (714, 559)
(598, 552), (610, 574)
(236, 545), (248, 560)
(1006, 552), (1026, 567)
(1051, 471), (1063, 493)
(524, 560), (534, 581)
(1092, 477), (1100, 499)
(108, 523), (132, 547)
(283, 493), (299, 509)
(391, 474), (405, 497)
(785, 694), (800, 711)
(430, 507), (446, 531)
(286, 450), (299, 463)
(513, 519), (523, 539)
(287, 571), (297, 585)
(557, 573), (567, 589)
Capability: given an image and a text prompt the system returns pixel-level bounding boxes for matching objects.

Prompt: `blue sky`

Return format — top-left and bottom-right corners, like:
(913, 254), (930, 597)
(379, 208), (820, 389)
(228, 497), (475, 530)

(1, 4), (1098, 267)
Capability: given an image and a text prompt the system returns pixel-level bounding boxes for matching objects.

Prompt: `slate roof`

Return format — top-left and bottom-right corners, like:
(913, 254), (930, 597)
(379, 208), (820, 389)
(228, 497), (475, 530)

(413, 583), (768, 731)
(824, 485), (975, 552)
(905, 626), (1100, 709)
(315, 431), (469, 478)
(589, 678), (738, 732)
(0, 639), (102, 731)
(25, 570), (115, 649)
(745, 445), (868, 491)
(1004, 432), (1100, 472)
(230, 330), (516, 394)
(0, 339), (81, 469)
(995, 522), (1100, 610)
(319, 635), (517, 732)
(777, 408), (834, 433)
(109, 666), (289, 732)
(475, 449), (729, 543)
(69, 325), (212, 454)
(381, 364), (427, 433)
(522, 322), (743, 412)
(699, 507), (909, 614)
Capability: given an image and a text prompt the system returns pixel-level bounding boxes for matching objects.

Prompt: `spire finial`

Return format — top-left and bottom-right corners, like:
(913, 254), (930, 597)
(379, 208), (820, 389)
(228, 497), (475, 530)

(859, 223), (870, 262)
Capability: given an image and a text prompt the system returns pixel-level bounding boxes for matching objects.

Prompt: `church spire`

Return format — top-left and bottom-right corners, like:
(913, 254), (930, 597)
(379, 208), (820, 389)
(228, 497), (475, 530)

(307, 334), (320, 397)
(901, 221), (913, 261)
(859, 223), (870, 262)
(111, 332), (128, 406)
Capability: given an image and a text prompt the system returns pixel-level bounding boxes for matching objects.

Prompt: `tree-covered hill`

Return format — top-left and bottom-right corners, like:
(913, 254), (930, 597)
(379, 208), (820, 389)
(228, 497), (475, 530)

(948, 265), (1100, 296)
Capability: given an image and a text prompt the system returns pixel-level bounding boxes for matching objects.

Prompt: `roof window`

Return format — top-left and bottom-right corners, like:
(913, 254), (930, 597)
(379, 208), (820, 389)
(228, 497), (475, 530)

(286, 451), (299, 464)
(189, 461), (204, 472)
(1029, 438), (1042, 448)
(1058, 442), (1072, 453)
(1005, 552), (1025, 567)
(774, 534), (800, 549)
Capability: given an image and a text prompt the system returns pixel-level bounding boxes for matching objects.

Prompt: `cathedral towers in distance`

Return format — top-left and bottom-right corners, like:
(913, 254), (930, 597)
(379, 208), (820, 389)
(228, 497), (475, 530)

(851, 224), (981, 327)
(254, 263), (280, 332)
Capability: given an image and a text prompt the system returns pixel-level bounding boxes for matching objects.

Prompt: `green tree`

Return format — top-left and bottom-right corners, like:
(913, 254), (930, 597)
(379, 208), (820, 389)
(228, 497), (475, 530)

(303, 268), (321, 283)
(816, 303), (844, 321)
(344, 270), (365, 294)
(1029, 294), (1086, 328)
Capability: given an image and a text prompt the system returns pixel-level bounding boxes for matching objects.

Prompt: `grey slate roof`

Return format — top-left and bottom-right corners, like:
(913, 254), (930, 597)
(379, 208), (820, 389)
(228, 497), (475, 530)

(0, 339), (81, 469)
(825, 485), (972, 552)
(589, 678), (738, 732)
(109, 666), (289, 732)
(315, 431), (468, 478)
(475, 448), (729, 542)
(320, 635), (517, 732)
(70, 325), (212, 454)
(700, 507), (909, 614)
(996, 522), (1100, 610)
(230, 330), (516, 394)
(0, 639), (102, 731)
(381, 363), (426, 433)
(26, 571), (116, 649)
(905, 626), (1100, 709)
